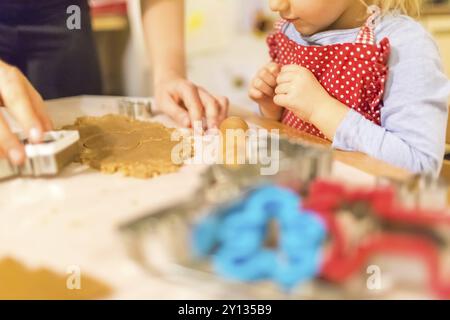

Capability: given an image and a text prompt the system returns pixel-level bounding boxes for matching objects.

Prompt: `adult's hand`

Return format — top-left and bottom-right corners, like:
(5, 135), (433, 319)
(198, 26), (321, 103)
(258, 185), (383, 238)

(154, 75), (229, 130)
(142, 0), (228, 130)
(0, 60), (52, 165)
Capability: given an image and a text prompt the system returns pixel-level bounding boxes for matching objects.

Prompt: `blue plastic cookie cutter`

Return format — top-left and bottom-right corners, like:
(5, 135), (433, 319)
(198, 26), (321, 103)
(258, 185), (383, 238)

(192, 185), (326, 290)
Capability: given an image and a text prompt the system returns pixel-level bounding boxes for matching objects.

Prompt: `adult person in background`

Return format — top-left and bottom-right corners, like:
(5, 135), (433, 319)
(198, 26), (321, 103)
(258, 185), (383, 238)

(0, 0), (102, 99)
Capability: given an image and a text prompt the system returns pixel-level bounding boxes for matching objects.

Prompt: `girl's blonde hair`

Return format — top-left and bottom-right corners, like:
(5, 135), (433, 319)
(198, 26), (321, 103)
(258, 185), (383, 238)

(363, 0), (423, 17)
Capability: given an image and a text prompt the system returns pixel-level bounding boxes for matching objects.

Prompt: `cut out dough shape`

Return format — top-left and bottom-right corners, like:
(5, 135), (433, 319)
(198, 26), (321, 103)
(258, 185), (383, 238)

(83, 132), (142, 150)
(64, 115), (191, 178)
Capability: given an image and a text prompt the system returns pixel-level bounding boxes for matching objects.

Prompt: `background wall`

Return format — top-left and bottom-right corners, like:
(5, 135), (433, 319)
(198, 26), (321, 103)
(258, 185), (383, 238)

(92, 0), (277, 113)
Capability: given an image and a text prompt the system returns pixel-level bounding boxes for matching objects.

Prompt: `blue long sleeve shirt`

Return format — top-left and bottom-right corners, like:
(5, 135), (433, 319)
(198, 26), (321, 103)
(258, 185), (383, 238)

(283, 13), (450, 175)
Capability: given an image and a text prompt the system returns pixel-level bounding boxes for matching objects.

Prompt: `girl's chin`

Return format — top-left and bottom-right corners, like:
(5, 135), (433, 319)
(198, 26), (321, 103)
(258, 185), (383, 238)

(292, 23), (317, 37)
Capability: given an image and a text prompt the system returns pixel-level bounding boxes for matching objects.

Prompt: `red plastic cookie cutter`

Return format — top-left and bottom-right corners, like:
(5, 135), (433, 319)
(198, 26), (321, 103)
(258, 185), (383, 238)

(304, 180), (450, 298)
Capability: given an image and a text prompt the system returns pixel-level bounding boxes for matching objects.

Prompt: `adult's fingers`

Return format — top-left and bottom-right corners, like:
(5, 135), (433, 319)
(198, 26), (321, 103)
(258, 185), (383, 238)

(158, 93), (190, 127)
(0, 113), (25, 165)
(177, 81), (205, 128)
(25, 81), (53, 131)
(0, 65), (43, 143)
(216, 95), (229, 123)
(203, 91), (229, 127)
(198, 88), (221, 129)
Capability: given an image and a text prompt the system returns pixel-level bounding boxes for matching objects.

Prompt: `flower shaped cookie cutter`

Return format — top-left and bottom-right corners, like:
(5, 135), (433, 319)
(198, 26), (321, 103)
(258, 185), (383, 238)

(193, 185), (326, 290)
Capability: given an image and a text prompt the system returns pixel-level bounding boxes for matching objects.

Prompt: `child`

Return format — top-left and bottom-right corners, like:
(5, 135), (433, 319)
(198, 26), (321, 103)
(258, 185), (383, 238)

(249, 0), (450, 175)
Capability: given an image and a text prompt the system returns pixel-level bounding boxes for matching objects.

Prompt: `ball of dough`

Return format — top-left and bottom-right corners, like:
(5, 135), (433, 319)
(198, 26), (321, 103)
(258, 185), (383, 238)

(219, 116), (250, 133)
(219, 117), (249, 167)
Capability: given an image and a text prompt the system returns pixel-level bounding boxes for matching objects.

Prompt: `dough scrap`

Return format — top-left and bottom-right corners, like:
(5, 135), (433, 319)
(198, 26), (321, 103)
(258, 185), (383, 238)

(0, 257), (111, 299)
(64, 115), (190, 178)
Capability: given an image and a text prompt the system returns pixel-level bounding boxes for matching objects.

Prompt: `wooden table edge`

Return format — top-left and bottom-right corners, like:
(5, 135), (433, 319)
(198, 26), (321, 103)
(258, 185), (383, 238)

(234, 110), (412, 182)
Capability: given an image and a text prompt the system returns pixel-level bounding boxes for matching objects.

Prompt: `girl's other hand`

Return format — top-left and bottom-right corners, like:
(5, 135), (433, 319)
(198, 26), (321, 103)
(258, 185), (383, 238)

(0, 60), (53, 165)
(274, 65), (331, 122)
(275, 64), (349, 139)
(249, 62), (283, 120)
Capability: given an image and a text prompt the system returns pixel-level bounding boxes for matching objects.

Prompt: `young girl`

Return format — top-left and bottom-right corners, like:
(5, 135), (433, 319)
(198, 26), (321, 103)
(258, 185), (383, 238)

(249, 0), (450, 175)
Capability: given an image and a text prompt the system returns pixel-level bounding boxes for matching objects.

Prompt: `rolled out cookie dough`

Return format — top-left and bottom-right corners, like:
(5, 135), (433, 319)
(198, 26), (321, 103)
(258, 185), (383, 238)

(64, 115), (190, 178)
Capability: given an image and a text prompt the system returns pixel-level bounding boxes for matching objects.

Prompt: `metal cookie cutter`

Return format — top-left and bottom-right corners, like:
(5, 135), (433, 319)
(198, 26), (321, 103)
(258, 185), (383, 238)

(118, 98), (153, 120)
(377, 174), (450, 211)
(0, 130), (80, 180)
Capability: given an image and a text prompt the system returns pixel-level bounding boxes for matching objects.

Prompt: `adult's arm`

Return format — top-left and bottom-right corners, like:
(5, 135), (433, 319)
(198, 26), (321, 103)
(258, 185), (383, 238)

(142, 0), (228, 129)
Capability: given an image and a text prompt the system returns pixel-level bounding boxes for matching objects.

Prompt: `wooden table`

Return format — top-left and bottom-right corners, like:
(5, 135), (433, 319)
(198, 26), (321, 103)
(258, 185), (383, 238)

(233, 109), (413, 182)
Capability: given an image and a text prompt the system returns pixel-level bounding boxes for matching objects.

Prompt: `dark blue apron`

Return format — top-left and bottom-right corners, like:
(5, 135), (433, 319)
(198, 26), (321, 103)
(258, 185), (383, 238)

(0, 0), (102, 99)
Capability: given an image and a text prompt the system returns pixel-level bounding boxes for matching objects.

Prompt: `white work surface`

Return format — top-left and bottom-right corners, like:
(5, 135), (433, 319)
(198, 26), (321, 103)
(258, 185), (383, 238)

(0, 96), (377, 299)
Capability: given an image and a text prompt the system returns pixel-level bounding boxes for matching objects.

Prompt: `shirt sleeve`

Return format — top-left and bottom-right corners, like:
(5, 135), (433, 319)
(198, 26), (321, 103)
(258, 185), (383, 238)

(332, 19), (450, 175)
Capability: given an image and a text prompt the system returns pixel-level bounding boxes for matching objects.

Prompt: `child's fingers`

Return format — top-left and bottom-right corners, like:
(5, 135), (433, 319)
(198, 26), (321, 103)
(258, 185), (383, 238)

(252, 78), (274, 97)
(266, 62), (281, 76)
(281, 64), (303, 73)
(273, 94), (289, 107)
(249, 87), (265, 100)
(276, 72), (294, 84)
(275, 83), (290, 95)
(259, 68), (277, 87)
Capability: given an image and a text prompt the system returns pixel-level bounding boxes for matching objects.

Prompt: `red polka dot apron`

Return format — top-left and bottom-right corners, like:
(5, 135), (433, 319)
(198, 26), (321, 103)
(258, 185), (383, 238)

(267, 6), (390, 140)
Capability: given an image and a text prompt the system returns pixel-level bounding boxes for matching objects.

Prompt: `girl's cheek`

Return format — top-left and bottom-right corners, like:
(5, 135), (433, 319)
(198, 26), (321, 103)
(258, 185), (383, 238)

(269, 0), (289, 13)
(293, 0), (328, 15)
(290, 2), (328, 25)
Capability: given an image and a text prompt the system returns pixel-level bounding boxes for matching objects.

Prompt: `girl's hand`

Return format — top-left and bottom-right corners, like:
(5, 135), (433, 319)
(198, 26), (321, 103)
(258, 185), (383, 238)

(154, 75), (229, 130)
(0, 60), (53, 165)
(249, 62), (283, 120)
(274, 64), (350, 140)
(274, 65), (332, 122)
